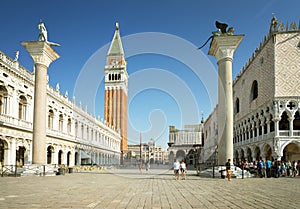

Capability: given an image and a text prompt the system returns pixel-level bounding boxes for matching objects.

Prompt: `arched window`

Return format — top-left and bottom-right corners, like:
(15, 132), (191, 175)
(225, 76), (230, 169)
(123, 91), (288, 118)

(59, 114), (64, 132)
(264, 117), (267, 134)
(18, 95), (27, 120)
(81, 124), (84, 138)
(259, 120), (262, 135)
(270, 115), (275, 132)
(87, 127), (89, 140)
(0, 85), (8, 114)
(48, 110), (54, 129)
(279, 111), (289, 130)
(250, 80), (258, 101)
(67, 118), (71, 134)
(293, 111), (300, 130)
(235, 98), (240, 114)
(108, 74), (111, 81)
(75, 121), (78, 137)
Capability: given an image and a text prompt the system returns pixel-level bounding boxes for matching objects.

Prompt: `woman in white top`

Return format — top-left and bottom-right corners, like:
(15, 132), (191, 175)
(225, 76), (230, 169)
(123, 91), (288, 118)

(180, 160), (187, 180)
(173, 159), (180, 180)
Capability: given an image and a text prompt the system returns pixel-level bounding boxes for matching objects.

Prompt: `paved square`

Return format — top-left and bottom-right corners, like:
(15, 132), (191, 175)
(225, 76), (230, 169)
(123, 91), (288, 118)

(0, 169), (299, 208)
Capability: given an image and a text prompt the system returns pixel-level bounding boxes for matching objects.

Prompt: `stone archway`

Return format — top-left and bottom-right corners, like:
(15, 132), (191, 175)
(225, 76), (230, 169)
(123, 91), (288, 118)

(246, 147), (252, 162)
(47, 146), (54, 164)
(282, 142), (300, 161)
(234, 150), (239, 162)
(67, 151), (71, 166)
(16, 146), (26, 167)
(240, 149), (245, 162)
(263, 144), (272, 161)
(0, 139), (9, 166)
(254, 146), (261, 161)
(176, 150), (185, 162)
(74, 152), (79, 165)
(169, 151), (174, 164)
(58, 150), (63, 165)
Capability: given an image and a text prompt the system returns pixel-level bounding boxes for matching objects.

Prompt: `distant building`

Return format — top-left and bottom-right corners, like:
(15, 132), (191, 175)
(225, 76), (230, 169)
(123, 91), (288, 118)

(168, 123), (203, 165)
(203, 17), (300, 164)
(127, 139), (167, 165)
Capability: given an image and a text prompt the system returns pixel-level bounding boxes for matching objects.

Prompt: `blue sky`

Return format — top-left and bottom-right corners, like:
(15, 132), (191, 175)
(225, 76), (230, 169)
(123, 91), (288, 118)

(1, 0), (299, 148)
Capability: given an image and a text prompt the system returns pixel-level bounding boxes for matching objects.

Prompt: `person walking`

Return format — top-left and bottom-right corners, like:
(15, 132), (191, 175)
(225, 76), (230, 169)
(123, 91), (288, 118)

(146, 161), (150, 173)
(225, 159), (231, 181)
(173, 159), (180, 180)
(180, 160), (187, 180)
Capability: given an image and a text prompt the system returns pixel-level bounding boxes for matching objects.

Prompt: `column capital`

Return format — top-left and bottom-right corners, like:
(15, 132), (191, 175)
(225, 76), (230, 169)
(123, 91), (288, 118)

(208, 35), (244, 62)
(21, 41), (60, 68)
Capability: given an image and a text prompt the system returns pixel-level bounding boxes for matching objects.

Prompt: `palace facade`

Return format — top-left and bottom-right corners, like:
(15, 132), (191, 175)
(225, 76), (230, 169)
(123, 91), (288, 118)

(203, 17), (300, 164)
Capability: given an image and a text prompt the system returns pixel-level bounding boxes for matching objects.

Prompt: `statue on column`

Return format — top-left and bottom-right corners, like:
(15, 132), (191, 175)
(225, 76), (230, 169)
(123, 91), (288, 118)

(38, 19), (48, 42)
(198, 21), (234, 49)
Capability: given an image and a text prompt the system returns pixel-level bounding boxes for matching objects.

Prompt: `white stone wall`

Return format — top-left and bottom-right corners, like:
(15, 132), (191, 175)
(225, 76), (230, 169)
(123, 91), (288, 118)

(233, 37), (275, 120)
(202, 106), (218, 163)
(275, 32), (300, 96)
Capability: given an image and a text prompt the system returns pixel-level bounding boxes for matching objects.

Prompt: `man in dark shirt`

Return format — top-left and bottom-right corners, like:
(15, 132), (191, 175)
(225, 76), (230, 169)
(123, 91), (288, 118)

(225, 159), (231, 181)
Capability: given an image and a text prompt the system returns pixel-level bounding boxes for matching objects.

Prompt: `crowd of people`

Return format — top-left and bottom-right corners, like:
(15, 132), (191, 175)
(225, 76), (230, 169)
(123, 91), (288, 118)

(233, 159), (300, 178)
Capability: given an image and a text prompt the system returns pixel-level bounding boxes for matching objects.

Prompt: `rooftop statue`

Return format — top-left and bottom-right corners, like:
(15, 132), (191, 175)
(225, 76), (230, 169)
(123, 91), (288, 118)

(38, 19), (48, 41)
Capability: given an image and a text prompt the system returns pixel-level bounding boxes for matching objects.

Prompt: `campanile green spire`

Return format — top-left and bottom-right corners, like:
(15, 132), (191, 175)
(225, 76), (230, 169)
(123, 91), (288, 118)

(107, 22), (125, 56)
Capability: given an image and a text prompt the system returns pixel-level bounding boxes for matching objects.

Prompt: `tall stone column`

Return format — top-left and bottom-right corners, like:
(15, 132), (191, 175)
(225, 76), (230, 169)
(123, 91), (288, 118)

(21, 41), (59, 164)
(209, 34), (244, 165)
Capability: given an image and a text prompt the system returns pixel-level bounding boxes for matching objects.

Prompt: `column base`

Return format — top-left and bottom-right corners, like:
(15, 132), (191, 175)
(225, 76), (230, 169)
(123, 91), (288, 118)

(198, 165), (254, 178)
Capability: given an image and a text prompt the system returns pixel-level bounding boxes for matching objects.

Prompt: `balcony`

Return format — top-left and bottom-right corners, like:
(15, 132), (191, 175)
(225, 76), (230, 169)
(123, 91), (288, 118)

(0, 114), (32, 130)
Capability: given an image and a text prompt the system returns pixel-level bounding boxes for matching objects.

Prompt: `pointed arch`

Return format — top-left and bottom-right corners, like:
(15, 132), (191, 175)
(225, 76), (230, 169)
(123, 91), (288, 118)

(279, 111), (289, 130)
(293, 111), (300, 130)
(235, 98), (240, 114)
(250, 80), (258, 101)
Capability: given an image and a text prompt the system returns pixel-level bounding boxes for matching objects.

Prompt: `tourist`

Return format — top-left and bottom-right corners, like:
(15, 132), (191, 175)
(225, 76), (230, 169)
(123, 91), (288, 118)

(173, 159), (180, 180)
(257, 160), (264, 178)
(298, 160), (300, 176)
(292, 160), (297, 177)
(261, 160), (266, 177)
(225, 159), (231, 181)
(286, 160), (291, 177)
(180, 160), (187, 180)
(280, 161), (286, 177)
(146, 161), (150, 173)
(265, 159), (272, 178)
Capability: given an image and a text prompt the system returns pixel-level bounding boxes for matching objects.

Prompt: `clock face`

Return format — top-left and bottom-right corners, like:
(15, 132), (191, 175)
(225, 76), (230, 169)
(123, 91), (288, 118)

(111, 59), (117, 65)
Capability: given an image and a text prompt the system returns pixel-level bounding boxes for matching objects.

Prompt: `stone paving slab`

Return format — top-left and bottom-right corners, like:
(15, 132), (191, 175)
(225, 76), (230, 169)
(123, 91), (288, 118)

(0, 168), (299, 209)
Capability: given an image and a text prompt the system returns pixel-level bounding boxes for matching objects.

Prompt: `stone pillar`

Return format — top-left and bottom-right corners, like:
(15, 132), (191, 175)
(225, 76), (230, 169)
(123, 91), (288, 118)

(289, 118), (293, 136)
(21, 41), (59, 164)
(208, 35), (244, 165)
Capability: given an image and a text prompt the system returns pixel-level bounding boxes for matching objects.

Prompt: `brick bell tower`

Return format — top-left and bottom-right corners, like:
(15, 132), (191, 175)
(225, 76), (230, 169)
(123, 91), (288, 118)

(104, 22), (128, 160)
